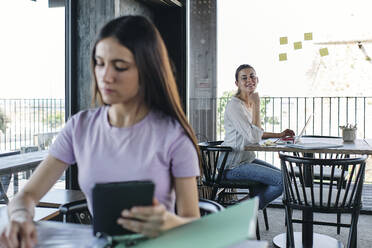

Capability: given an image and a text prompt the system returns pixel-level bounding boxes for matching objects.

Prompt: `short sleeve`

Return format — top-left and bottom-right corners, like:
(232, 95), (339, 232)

(169, 133), (200, 178)
(49, 117), (76, 165)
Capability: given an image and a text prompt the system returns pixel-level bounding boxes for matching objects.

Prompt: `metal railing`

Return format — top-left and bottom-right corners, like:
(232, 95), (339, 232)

(0, 99), (65, 151)
(216, 96), (372, 140)
(191, 96), (372, 183)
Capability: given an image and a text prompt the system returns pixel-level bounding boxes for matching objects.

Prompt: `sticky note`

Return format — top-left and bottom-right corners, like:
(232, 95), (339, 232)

(279, 53), (287, 61)
(319, 48), (329, 56)
(294, 41), (302, 50)
(304, 32), (313, 40)
(280, 37), (288, 45)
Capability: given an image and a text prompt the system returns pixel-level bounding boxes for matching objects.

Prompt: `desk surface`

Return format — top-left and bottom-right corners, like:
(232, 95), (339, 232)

(245, 137), (372, 155)
(0, 150), (48, 175)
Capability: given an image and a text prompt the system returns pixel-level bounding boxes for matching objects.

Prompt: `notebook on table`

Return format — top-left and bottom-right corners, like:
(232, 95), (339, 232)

(285, 142), (343, 149)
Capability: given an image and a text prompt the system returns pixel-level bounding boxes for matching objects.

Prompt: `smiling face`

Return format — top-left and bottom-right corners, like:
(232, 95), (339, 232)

(94, 37), (141, 106)
(235, 68), (258, 95)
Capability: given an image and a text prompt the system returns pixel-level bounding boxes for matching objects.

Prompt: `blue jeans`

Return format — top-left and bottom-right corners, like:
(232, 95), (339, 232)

(223, 159), (283, 209)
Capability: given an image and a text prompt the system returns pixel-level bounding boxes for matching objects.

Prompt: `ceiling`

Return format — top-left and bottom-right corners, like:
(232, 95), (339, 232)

(138, 0), (184, 8)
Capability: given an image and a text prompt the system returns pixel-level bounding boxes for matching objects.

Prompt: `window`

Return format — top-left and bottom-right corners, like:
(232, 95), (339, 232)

(0, 0), (65, 199)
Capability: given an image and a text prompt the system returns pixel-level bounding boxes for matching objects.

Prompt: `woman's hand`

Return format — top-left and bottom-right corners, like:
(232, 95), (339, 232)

(117, 198), (167, 238)
(0, 213), (37, 248)
(280, 129), (295, 138)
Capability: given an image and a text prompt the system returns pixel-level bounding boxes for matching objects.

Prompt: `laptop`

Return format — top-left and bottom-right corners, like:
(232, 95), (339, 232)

(286, 114), (343, 149)
(294, 114), (313, 144)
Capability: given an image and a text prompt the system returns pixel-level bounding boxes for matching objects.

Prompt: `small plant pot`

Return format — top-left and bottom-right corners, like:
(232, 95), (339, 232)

(342, 129), (356, 142)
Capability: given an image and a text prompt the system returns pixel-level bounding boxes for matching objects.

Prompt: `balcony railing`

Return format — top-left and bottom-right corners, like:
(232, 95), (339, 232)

(215, 96), (372, 140)
(0, 99), (65, 151)
(2, 97), (371, 149)
(191, 96), (372, 183)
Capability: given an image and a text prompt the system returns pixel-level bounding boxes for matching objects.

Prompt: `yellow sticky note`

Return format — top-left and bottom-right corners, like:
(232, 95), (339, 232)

(279, 53), (287, 61)
(304, 32), (313, 40)
(294, 41), (302, 50)
(280, 37), (288, 45)
(319, 48), (329, 56)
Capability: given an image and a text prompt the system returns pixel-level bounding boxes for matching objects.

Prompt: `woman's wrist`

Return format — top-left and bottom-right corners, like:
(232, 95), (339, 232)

(9, 207), (33, 221)
(161, 211), (194, 232)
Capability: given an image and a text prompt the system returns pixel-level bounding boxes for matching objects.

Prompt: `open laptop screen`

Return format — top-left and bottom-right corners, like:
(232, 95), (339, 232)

(294, 114), (313, 143)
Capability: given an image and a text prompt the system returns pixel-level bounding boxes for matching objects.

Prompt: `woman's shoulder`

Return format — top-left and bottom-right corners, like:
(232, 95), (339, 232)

(68, 106), (106, 125)
(149, 110), (182, 132)
(226, 96), (244, 111)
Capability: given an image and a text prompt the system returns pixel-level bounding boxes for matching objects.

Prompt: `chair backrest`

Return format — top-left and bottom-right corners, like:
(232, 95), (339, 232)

(279, 152), (366, 212)
(198, 198), (225, 216)
(198, 141), (232, 186)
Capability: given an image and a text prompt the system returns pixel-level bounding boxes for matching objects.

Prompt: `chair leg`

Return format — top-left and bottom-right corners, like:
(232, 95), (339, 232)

(347, 209), (360, 248)
(211, 187), (219, 201)
(284, 208), (292, 227)
(337, 213), (341, 235)
(285, 205), (295, 248)
(255, 218), (260, 240)
(263, 208), (269, 230)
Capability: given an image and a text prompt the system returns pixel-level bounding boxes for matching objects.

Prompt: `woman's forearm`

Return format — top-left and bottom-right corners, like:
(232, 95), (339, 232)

(262, 132), (281, 139)
(251, 103), (261, 129)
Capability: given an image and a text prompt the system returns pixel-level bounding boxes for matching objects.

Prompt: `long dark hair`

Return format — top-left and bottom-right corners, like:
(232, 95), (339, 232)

(234, 64), (255, 96)
(91, 15), (200, 168)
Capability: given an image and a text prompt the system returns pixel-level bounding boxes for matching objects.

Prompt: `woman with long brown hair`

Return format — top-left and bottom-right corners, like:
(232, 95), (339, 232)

(1, 15), (200, 247)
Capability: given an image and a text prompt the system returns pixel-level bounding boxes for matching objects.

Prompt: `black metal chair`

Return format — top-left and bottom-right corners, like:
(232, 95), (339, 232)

(59, 198), (225, 224)
(279, 152), (367, 248)
(198, 198), (225, 216)
(0, 150), (21, 204)
(59, 199), (91, 224)
(198, 141), (269, 240)
(292, 135), (350, 234)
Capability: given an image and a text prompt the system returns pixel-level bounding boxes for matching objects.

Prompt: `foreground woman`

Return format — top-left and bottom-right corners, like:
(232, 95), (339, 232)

(1, 15), (200, 247)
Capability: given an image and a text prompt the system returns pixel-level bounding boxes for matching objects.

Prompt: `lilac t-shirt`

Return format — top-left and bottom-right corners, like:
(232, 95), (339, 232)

(49, 106), (199, 214)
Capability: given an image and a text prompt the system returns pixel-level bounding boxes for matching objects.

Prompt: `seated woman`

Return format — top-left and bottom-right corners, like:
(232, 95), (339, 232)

(222, 64), (294, 209)
(1, 15), (200, 248)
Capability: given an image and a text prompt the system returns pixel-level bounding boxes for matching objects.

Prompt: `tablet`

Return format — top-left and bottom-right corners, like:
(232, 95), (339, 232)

(92, 180), (155, 236)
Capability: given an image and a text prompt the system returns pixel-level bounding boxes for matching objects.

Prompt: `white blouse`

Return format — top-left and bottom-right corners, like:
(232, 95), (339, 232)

(222, 96), (264, 169)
